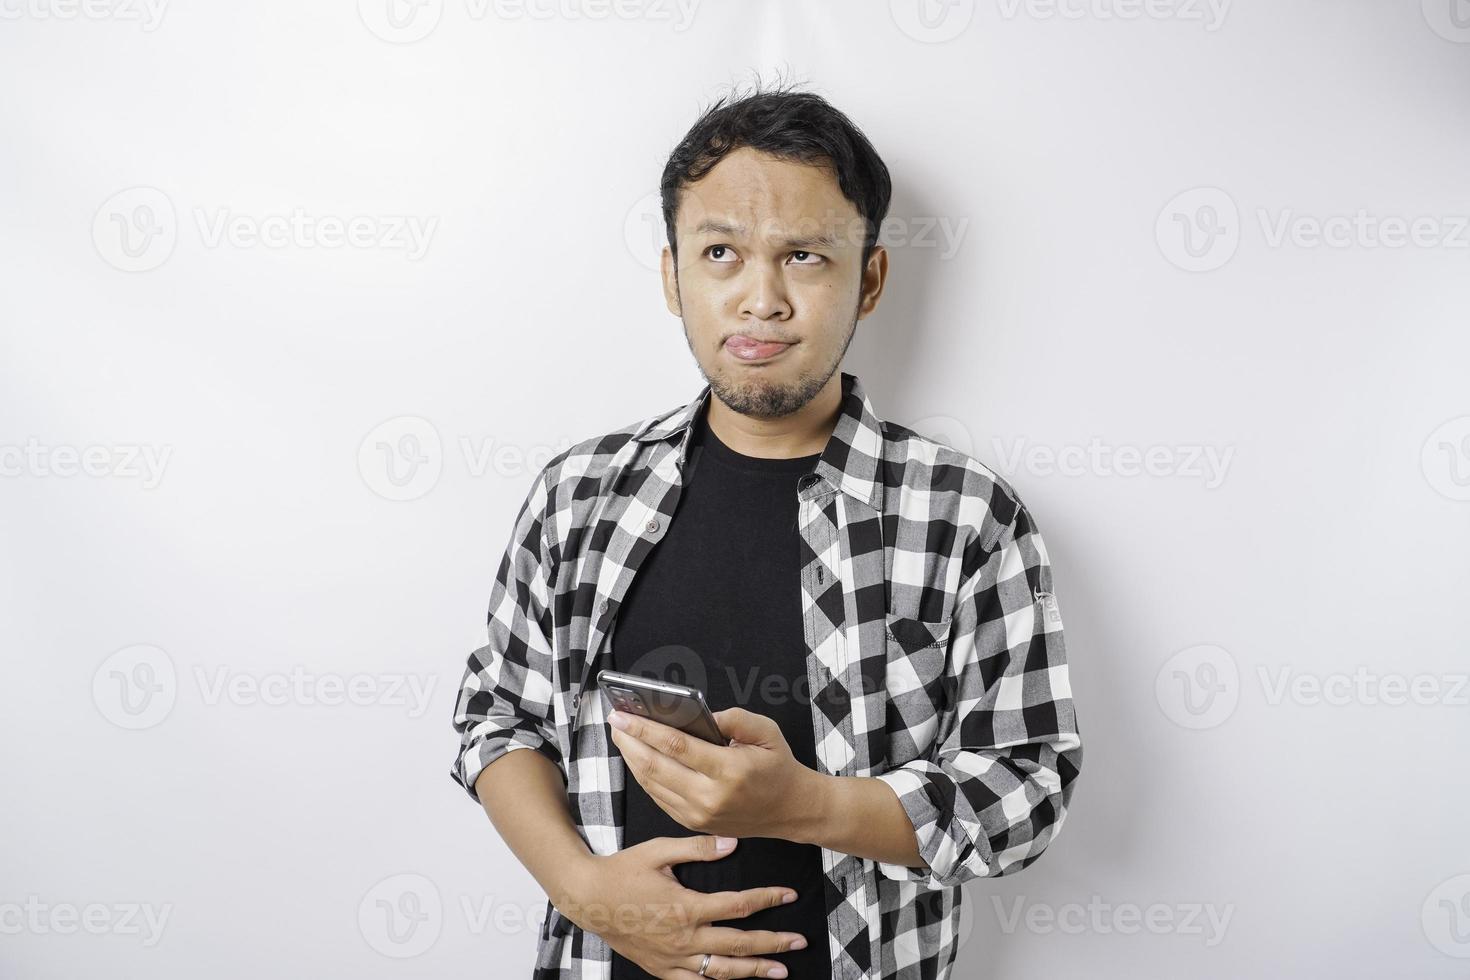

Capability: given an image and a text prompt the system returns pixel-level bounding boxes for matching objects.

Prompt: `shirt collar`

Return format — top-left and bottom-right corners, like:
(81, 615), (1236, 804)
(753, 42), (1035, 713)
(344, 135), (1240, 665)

(633, 370), (886, 513)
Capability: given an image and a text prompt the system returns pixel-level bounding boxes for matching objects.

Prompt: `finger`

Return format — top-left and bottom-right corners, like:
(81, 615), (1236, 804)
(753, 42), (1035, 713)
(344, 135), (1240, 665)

(710, 706), (775, 747)
(693, 925), (808, 958)
(614, 724), (709, 800)
(641, 834), (739, 869)
(695, 886), (799, 925)
(638, 765), (700, 829)
(612, 709), (723, 776)
(680, 952), (791, 979)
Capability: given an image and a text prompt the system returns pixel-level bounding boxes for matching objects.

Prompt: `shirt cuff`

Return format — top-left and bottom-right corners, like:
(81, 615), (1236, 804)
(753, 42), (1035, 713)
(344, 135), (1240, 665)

(452, 727), (562, 804)
(873, 761), (987, 888)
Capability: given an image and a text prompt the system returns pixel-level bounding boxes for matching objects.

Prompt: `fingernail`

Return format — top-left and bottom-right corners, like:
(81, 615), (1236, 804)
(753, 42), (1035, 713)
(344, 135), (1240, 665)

(608, 711), (628, 730)
(782, 892), (797, 904)
(715, 836), (737, 853)
(790, 935), (807, 949)
(769, 967), (787, 978)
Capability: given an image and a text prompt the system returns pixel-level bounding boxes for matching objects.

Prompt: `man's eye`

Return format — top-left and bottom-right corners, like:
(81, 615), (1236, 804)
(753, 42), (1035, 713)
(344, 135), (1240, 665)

(707, 245), (736, 262)
(791, 251), (823, 265)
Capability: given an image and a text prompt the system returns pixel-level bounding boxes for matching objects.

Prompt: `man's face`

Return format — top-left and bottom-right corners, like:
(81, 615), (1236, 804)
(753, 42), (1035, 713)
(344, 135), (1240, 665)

(661, 146), (887, 421)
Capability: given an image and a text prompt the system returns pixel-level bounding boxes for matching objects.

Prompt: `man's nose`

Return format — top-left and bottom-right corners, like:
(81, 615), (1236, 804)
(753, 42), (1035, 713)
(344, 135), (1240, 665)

(740, 261), (791, 320)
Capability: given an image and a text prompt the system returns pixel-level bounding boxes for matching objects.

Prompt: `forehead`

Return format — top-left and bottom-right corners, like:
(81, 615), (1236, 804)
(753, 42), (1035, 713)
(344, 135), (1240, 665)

(676, 146), (863, 248)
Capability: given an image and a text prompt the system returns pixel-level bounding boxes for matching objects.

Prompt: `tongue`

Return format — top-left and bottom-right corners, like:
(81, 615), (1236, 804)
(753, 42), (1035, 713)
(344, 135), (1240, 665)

(729, 337), (788, 358)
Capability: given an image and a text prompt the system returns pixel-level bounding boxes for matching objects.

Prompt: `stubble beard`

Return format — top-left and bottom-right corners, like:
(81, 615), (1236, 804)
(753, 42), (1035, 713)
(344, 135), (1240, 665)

(681, 305), (860, 422)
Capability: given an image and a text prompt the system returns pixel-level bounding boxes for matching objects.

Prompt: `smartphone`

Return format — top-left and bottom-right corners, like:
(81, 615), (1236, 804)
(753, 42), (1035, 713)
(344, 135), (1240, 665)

(596, 668), (729, 746)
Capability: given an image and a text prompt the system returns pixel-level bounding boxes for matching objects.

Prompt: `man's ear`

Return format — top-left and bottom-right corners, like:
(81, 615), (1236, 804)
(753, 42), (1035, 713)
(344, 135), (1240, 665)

(857, 243), (889, 319)
(660, 245), (682, 315)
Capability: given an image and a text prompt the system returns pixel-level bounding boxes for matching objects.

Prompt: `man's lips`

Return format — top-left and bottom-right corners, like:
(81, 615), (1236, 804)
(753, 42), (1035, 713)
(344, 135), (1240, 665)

(725, 334), (794, 361)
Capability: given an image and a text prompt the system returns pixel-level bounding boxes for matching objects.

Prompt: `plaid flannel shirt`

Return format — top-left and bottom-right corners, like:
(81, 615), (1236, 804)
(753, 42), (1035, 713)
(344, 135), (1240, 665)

(450, 370), (1083, 980)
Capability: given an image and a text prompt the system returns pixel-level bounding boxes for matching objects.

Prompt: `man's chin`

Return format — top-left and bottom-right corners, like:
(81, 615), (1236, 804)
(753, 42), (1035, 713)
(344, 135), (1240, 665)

(709, 371), (819, 420)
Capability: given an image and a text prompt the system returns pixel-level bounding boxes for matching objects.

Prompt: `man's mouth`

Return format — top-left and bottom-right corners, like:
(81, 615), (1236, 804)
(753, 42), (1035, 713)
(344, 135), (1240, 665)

(724, 334), (794, 362)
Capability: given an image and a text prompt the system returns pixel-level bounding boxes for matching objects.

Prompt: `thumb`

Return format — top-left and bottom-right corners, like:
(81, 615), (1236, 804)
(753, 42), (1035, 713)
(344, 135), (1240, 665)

(710, 706), (772, 745)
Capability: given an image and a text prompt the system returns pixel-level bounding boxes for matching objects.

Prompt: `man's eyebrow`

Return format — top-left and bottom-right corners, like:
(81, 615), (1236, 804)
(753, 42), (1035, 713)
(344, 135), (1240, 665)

(691, 219), (842, 250)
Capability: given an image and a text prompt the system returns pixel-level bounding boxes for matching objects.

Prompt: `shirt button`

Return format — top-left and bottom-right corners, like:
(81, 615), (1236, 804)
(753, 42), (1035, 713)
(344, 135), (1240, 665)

(599, 599), (609, 613)
(645, 518), (660, 533)
(572, 693), (580, 711)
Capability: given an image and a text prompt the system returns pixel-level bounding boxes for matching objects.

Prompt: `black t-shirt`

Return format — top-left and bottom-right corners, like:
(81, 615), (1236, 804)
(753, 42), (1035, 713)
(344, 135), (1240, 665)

(609, 407), (830, 980)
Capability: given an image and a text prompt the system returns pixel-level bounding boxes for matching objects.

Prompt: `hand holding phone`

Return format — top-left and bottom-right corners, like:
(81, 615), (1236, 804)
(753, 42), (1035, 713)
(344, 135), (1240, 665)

(597, 668), (729, 745)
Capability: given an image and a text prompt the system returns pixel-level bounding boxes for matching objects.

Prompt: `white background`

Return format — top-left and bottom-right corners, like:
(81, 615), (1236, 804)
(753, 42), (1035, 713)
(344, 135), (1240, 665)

(3, 1), (1469, 977)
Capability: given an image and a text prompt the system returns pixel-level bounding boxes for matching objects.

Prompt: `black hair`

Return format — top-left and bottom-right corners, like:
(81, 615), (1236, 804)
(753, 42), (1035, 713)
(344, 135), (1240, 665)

(659, 76), (893, 271)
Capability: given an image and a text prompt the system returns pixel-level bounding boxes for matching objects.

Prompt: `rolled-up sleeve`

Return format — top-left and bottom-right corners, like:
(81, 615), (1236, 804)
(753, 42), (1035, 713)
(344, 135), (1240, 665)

(450, 464), (563, 804)
(874, 500), (1083, 887)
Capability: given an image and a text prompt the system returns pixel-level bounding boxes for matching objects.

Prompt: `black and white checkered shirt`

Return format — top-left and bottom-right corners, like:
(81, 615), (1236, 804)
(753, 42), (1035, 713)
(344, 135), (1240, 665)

(450, 370), (1083, 980)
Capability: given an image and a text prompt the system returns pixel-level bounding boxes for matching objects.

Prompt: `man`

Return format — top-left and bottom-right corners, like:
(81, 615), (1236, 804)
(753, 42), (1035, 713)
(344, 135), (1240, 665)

(450, 82), (1083, 980)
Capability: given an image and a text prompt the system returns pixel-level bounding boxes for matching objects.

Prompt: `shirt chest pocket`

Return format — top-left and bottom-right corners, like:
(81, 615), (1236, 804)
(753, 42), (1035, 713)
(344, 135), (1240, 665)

(882, 611), (954, 765)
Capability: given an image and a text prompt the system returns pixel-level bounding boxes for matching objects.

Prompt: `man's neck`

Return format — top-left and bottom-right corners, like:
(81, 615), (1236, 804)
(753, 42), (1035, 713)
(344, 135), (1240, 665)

(704, 374), (843, 459)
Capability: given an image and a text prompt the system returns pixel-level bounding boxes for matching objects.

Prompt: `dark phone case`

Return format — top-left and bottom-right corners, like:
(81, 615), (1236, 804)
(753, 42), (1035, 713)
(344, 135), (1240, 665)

(596, 669), (728, 745)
